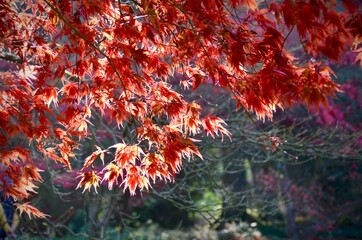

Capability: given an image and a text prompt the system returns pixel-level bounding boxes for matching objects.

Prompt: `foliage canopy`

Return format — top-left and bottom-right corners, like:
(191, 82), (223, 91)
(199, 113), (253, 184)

(0, 0), (361, 218)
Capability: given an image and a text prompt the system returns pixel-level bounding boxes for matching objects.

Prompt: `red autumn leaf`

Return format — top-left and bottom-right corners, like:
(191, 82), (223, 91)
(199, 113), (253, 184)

(82, 145), (106, 170)
(202, 116), (231, 141)
(193, 73), (204, 90)
(102, 163), (122, 190)
(144, 153), (170, 183)
(122, 165), (150, 195)
(183, 102), (201, 135)
(39, 86), (58, 107)
(111, 143), (144, 167)
(161, 146), (183, 176)
(76, 170), (100, 193)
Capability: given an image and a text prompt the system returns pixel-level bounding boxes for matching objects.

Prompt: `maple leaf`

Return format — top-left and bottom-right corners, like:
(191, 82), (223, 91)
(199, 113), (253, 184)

(298, 63), (340, 107)
(15, 202), (49, 219)
(76, 170), (100, 193)
(6, 173), (40, 200)
(102, 163), (122, 190)
(82, 145), (106, 170)
(202, 116), (231, 141)
(41, 86), (58, 107)
(137, 118), (163, 147)
(178, 137), (203, 160)
(144, 153), (170, 182)
(110, 143), (144, 167)
(161, 146), (182, 176)
(192, 73), (205, 90)
(122, 165), (150, 195)
(1, 148), (28, 165)
(21, 164), (43, 182)
(60, 82), (79, 99)
(182, 102), (201, 135)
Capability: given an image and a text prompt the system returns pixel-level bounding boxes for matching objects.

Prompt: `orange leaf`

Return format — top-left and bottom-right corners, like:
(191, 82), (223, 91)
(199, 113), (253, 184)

(15, 202), (49, 219)
(76, 170), (100, 193)
(122, 165), (150, 195)
(82, 146), (106, 170)
(144, 153), (170, 182)
(102, 163), (122, 190)
(242, 0), (258, 10)
(110, 143), (144, 167)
